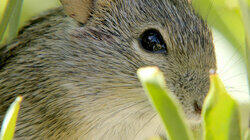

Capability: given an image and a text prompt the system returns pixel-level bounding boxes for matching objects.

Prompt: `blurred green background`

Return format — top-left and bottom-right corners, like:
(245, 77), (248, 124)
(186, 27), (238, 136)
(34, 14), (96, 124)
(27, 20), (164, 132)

(0, 0), (60, 28)
(193, 0), (247, 56)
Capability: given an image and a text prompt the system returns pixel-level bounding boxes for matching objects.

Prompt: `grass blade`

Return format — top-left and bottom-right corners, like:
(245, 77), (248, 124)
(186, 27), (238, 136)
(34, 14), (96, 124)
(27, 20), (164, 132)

(137, 67), (193, 140)
(245, 129), (250, 140)
(0, 0), (19, 43)
(7, 0), (23, 43)
(202, 74), (241, 140)
(239, 0), (250, 94)
(0, 96), (22, 140)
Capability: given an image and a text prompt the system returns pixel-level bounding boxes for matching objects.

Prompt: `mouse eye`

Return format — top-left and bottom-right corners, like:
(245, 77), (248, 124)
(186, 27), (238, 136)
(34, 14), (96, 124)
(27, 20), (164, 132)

(139, 29), (167, 53)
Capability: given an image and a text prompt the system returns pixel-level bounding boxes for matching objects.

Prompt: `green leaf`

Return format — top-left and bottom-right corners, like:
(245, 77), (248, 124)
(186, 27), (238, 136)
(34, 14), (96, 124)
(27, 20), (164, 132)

(137, 67), (193, 140)
(239, 0), (250, 95)
(192, 0), (246, 57)
(202, 74), (241, 140)
(232, 91), (250, 139)
(0, 96), (23, 140)
(245, 129), (250, 140)
(7, 0), (24, 43)
(0, 0), (23, 45)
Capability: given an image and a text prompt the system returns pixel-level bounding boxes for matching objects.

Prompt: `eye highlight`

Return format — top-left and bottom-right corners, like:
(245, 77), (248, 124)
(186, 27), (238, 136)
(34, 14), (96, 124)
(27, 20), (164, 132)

(139, 29), (167, 53)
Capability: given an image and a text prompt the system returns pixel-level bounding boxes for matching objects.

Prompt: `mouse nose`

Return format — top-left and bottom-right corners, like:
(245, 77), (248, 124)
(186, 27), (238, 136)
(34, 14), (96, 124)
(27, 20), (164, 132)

(194, 100), (202, 114)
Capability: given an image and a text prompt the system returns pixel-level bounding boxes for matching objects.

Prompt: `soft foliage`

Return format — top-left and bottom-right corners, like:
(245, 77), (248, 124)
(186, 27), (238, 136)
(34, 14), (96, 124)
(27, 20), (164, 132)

(0, 97), (22, 140)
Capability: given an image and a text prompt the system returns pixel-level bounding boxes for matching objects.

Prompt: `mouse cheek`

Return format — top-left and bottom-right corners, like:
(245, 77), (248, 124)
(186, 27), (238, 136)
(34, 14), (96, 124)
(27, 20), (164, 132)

(131, 40), (168, 66)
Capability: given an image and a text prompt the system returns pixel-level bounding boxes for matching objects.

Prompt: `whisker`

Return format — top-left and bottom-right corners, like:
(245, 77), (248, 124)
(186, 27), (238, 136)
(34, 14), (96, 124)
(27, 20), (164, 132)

(227, 89), (248, 94)
(226, 84), (248, 89)
(225, 86), (248, 93)
(112, 103), (152, 126)
(220, 73), (247, 82)
(134, 112), (158, 139)
(82, 99), (148, 136)
(218, 54), (245, 76)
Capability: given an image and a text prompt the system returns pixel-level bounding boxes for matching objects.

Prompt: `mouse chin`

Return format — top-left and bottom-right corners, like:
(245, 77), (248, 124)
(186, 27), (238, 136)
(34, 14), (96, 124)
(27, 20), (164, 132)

(186, 112), (203, 131)
(185, 111), (202, 122)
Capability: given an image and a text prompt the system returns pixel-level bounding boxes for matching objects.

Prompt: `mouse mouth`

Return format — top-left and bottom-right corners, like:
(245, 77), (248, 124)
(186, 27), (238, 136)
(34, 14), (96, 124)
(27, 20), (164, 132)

(184, 100), (203, 121)
(193, 101), (202, 114)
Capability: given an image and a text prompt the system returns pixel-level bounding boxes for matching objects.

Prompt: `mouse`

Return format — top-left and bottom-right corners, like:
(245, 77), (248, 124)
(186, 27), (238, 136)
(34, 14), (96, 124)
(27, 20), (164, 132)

(0, 0), (216, 139)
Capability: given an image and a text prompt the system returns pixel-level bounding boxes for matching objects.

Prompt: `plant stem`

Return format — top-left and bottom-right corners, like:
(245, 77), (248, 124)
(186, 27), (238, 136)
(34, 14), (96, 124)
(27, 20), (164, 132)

(239, 0), (250, 95)
(7, 0), (23, 43)
(0, 0), (19, 44)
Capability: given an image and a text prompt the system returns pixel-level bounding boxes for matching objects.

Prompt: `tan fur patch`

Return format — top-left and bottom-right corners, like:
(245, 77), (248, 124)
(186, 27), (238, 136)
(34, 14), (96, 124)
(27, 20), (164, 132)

(60, 0), (93, 23)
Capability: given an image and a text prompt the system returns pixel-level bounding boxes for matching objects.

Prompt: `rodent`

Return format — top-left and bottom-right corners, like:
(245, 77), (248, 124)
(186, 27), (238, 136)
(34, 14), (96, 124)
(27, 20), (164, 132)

(0, 0), (216, 139)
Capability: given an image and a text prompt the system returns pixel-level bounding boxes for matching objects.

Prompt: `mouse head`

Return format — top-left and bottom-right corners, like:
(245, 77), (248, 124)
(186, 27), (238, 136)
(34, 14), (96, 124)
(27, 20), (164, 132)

(60, 0), (216, 121)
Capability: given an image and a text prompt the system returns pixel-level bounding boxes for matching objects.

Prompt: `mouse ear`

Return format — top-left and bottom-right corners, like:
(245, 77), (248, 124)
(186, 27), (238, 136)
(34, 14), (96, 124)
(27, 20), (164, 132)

(60, 0), (94, 24)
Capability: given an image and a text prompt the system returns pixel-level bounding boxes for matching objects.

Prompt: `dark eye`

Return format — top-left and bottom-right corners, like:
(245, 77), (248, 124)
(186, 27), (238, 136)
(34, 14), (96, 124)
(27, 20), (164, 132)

(139, 29), (167, 53)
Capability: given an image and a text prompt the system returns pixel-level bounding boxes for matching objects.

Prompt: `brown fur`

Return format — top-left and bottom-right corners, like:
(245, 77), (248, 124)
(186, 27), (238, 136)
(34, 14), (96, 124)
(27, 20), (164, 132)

(0, 0), (216, 139)
(60, 0), (93, 23)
